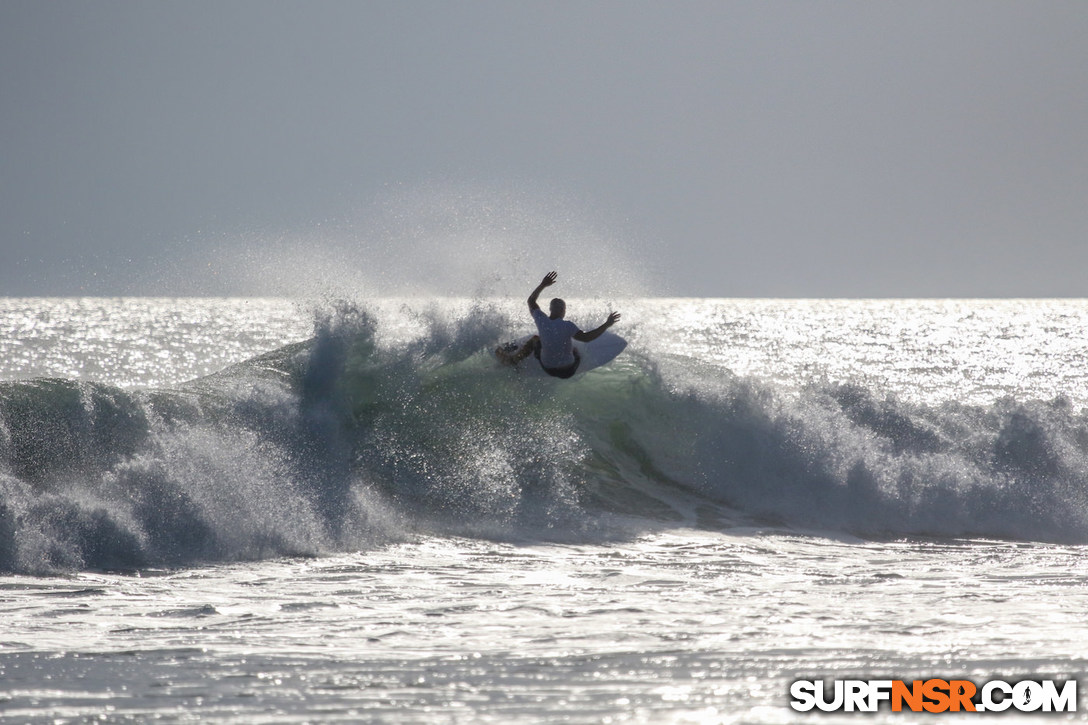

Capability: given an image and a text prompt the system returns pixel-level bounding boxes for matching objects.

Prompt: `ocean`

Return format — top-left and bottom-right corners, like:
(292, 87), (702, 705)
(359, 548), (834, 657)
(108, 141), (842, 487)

(2, 297), (1088, 723)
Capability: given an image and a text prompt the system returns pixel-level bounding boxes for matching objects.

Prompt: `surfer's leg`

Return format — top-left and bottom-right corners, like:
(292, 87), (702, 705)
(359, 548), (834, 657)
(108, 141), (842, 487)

(495, 336), (539, 365)
(494, 342), (517, 364)
(513, 336), (540, 363)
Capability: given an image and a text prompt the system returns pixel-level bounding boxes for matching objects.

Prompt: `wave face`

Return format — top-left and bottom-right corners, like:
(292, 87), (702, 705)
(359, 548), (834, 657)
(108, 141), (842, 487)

(4, 301), (1088, 573)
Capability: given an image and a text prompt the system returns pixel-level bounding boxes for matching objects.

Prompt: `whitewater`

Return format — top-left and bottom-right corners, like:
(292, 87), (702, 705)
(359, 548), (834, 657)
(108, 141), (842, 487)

(3, 296), (1088, 723)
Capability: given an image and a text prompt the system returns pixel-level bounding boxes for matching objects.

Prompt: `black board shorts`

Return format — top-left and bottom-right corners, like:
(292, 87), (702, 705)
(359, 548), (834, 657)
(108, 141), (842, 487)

(535, 347), (581, 379)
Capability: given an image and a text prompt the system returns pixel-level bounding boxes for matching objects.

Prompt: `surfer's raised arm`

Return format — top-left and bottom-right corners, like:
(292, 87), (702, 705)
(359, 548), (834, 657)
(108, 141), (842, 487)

(528, 271), (557, 312)
(574, 311), (621, 343)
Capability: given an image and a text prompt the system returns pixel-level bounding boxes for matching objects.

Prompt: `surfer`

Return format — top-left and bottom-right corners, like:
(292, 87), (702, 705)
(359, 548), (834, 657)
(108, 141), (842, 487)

(498, 271), (621, 379)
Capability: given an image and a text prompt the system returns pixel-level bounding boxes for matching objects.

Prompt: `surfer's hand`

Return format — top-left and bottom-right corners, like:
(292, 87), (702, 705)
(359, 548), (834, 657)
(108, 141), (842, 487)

(606, 311), (621, 327)
(541, 271), (557, 287)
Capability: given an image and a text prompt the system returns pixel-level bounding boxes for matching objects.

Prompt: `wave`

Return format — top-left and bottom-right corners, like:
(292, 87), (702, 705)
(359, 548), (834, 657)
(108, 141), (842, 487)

(3, 302), (1088, 573)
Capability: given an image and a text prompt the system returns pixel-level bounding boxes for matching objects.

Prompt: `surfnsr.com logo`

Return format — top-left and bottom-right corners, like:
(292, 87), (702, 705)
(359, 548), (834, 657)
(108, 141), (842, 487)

(790, 679), (1077, 713)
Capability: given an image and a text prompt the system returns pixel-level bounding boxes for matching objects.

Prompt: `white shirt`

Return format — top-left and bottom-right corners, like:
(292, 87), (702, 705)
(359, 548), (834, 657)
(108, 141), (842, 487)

(531, 308), (580, 368)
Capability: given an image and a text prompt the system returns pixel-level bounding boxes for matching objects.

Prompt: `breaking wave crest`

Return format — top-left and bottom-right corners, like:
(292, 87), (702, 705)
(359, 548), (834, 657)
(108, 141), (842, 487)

(3, 302), (1088, 573)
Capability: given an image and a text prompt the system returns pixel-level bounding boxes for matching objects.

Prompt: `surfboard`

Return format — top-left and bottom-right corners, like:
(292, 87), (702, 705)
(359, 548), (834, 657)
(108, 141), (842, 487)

(495, 332), (627, 377)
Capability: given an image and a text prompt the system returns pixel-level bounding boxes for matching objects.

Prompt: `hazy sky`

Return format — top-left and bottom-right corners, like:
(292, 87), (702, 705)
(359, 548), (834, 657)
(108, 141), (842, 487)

(2, 1), (1086, 297)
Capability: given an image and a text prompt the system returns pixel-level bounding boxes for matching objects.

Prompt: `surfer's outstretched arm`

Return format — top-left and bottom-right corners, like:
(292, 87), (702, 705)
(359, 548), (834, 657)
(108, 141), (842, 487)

(528, 271), (557, 312)
(574, 311), (621, 343)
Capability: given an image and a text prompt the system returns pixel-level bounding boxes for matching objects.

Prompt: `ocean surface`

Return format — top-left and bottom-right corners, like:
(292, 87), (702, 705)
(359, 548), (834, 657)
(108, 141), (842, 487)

(3, 297), (1088, 723)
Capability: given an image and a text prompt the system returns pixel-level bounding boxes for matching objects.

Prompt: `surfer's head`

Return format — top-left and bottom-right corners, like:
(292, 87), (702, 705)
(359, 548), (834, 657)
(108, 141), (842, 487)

(549, 298), (566, 319)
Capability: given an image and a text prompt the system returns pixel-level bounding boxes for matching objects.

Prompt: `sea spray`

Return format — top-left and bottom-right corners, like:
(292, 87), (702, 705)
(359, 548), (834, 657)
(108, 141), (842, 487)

(5, 300), (1088, 574)
(630, 367), (1088, 542)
